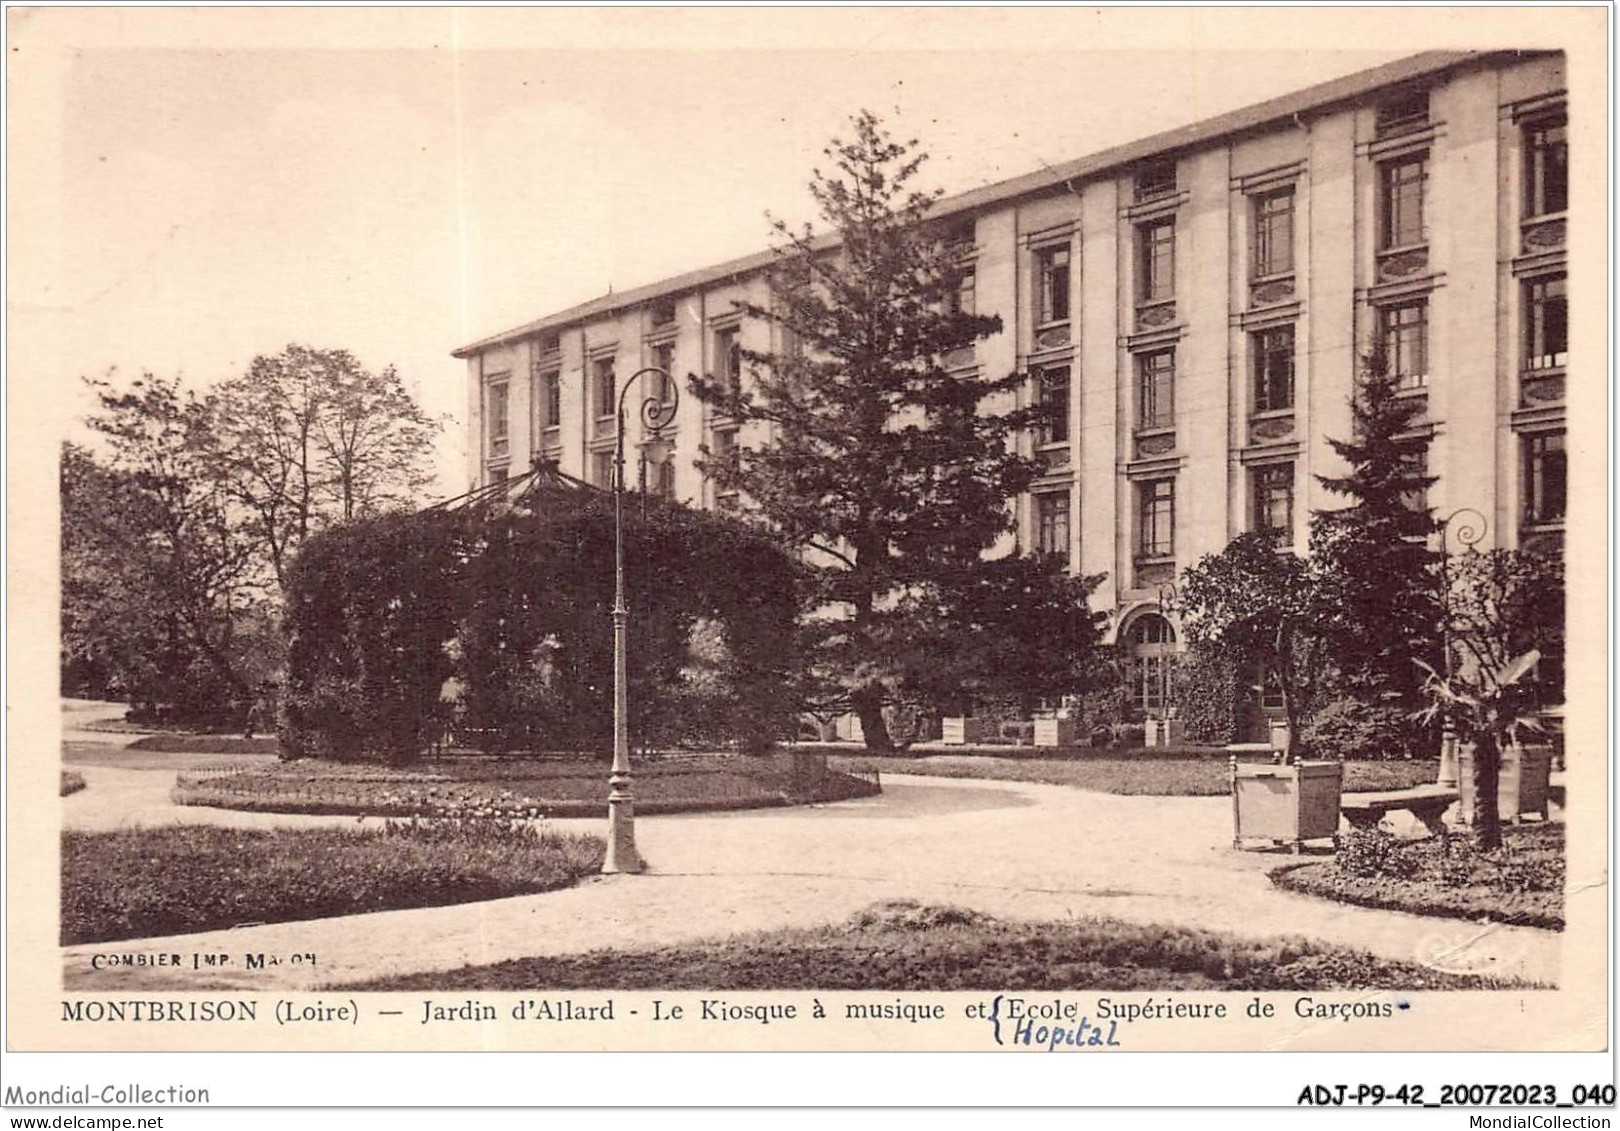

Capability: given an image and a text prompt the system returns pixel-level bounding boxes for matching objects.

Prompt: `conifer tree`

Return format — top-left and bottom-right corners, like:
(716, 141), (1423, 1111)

(689, 111), (1065, 751)
(1312, 345), (1442, 746)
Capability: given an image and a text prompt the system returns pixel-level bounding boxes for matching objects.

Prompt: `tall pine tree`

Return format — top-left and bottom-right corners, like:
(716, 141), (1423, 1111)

(1312, 345), (1442, 748)
(689, 111), (1058, 751)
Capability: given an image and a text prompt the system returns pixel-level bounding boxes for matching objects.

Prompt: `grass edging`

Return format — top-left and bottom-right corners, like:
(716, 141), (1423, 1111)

(830, 754), (1438, 797)
(129, 734), (282, 755)
(61, 824), (606, 945)
(341, 899), (1530, 992)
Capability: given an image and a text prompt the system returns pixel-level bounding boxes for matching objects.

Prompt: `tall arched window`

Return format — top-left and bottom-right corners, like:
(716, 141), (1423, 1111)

(1127, 613), (1178, 716)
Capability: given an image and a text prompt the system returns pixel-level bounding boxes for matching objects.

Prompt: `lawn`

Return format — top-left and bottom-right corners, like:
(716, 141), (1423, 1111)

(61, 823), (605, 945)
(830, 754), (1439, 797)
(173, 753), (878, 818)
(1272, 823), (1564, 931)
(344, 899), (1523, 992)
(61, 741), (276, 773)
(127, 734), (282, 755)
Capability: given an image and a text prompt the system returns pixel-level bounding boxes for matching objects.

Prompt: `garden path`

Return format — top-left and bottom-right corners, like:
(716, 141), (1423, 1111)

(62, 758), (1575, 993)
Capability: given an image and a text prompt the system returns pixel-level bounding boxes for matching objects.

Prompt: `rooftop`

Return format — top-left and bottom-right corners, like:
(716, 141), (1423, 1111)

(453, 48), (1551, 359)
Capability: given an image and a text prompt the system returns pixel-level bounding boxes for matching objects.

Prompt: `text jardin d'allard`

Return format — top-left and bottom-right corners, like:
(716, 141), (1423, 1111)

(58, 994), (1405, 1049)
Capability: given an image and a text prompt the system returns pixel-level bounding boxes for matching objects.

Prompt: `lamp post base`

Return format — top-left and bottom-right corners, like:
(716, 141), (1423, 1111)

(602, 789), (645, 875)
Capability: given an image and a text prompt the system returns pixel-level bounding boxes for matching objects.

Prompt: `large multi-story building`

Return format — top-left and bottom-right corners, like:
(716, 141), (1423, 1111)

(453, 49), (1568, 718)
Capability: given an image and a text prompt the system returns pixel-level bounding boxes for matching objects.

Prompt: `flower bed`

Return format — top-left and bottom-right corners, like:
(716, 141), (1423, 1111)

(173, 753), (879, 818)
(1270, 823), (1564, 930)
(61, 822), (605, 945)
(344, 899), (1526, 992)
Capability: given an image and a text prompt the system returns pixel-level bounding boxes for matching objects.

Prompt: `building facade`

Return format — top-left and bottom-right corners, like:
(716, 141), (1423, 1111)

(453, 50), (1568, 719)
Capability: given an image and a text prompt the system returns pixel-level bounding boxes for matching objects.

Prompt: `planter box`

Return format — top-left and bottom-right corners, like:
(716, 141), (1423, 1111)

(1457, 742), (1553, 826)
(1230, 759), (1342, 852)
(941, 717), (985, 746)
(1032, 717), (1078, 747)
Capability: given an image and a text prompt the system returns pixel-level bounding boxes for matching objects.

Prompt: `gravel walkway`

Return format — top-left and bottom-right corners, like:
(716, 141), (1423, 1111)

(62, 766), (1564, 992)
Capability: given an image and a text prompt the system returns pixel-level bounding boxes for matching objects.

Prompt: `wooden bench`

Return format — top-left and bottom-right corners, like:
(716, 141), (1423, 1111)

(1340, 785), (1459, 846)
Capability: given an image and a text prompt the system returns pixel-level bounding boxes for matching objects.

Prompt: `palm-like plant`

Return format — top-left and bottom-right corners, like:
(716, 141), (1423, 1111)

(1415, 650), (1543, 851)
(1418, 548), (1563, 850)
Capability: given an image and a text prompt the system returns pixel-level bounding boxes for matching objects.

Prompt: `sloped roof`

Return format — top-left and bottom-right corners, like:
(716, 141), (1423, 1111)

(427, 457), (601, 514)
(453, 49), (1551, 359)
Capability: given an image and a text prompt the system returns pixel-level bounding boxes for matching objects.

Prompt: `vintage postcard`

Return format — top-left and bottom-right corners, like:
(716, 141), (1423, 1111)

(4, 5), (1611, 1110)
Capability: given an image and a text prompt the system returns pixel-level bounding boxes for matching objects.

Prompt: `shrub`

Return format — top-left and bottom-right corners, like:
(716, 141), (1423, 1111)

(1177, 645), (1239, 745)
(60, 770), (86, 797)
(1302, 698), (1413, 761)
(1110, 722), (1145, 748)
(1334, 828), (1420, 880)
(846, 899), (992, 932)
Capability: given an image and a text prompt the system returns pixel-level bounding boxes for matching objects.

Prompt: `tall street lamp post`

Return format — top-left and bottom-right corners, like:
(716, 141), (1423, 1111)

(1435, 507), (1486, 789)
(603, 366), (680, 875)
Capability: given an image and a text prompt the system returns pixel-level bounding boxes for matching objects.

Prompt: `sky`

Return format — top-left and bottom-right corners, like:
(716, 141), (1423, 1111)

(11, 7), (1562, 497)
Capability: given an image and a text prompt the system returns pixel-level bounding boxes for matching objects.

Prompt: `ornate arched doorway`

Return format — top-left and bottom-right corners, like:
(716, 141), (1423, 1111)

(1125, 612), (1179, 718)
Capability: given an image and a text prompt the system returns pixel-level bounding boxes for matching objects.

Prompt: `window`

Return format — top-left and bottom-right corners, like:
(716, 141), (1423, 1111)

(1253, 190), (1295, 278)
(1135, 159), (1177, 201)
(592, 450), (616, 490)
(1524, 115), (1568, 217)
(1379, 302), (1429, 390)
(593, 356), (618, 419)
(948, 264), (977, 318)
(1376, 91), (1429, 137)
(1036, 246), (1070, 325)
(1523, 432), (1567, 525)
(1379, 155), (1427, 249)
(1402, 448), (1431, 518)
(1252, 325), (1295, 413)
(1139, 219), (1175, 302)
(535, 368), (560, 430)
(715, 327), (742, 400)
(1035, 491), (1070, 565)
(1138, 478), (1175, 558)
(1127, 614), (1177, 715)
(710, 429), (739, 506)
(1136, 350), (1175, 430)
(1251, 463), (1294, 540)
(943, 218), (976, 257)
(1036, 364), (1070, 445)
(1525, 276), (1567, 371)
(484, 380), (510, 459)
(651, 299), (677, 327)
(651, 342), (678, 405)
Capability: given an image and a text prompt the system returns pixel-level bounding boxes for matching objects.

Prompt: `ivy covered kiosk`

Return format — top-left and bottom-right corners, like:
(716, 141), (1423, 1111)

(279, 459), (799, 765)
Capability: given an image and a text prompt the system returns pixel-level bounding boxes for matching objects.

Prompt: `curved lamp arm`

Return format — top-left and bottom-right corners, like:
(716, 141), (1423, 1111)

(617, 366), (681, 435)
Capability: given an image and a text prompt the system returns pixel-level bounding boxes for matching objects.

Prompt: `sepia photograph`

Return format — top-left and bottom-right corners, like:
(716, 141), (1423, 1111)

(4, 4), (1611, 1114)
